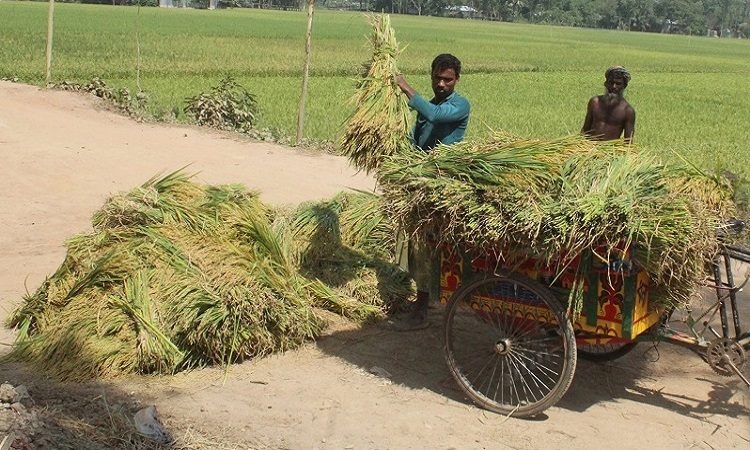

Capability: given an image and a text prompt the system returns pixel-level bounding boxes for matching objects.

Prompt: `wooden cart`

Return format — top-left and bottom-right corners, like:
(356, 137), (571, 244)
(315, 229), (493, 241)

(432, 243), (664, 418)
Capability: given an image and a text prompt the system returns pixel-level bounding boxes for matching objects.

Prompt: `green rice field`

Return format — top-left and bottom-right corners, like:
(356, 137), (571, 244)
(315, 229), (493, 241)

(1, 2), (749, 175)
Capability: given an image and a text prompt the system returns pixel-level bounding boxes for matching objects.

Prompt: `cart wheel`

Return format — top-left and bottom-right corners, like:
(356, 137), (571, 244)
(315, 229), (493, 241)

(443, 273), (577, 418)
(577, 342), (638, 362)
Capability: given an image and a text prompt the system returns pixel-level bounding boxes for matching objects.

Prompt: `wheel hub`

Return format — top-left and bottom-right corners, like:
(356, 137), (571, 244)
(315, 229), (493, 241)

(706, 338), (746, 377)
(495, 339), (511, 355)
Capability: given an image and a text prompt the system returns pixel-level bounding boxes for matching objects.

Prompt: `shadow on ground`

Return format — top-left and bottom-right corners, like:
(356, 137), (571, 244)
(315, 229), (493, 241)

(315, 303), (750, 421)
(560, 342), (750, 420)
(314, 304), (467, 404)
(0, 360), (238, 449)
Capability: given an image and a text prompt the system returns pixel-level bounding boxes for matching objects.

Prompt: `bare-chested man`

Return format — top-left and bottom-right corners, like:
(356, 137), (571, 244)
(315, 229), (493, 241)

(581, 66), (636, 144)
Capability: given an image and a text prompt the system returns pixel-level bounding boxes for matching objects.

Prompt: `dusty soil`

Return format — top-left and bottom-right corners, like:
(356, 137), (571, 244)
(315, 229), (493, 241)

(0, 81), (748, 449)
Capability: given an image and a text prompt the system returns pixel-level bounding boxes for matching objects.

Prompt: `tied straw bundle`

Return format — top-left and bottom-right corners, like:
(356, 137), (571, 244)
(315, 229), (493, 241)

(339, 13), (411, 173)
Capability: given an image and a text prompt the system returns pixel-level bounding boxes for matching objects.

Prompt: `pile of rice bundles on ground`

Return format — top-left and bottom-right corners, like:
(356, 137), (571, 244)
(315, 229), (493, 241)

(5, 171), (409, 381)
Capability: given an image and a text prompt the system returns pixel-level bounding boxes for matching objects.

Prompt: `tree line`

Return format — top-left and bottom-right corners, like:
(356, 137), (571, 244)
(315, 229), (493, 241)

(47, 0), (750, 37)
(361, 0), (749, 36)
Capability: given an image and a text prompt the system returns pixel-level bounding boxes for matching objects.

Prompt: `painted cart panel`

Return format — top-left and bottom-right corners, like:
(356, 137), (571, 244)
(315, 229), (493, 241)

(433, 245), (662, 341)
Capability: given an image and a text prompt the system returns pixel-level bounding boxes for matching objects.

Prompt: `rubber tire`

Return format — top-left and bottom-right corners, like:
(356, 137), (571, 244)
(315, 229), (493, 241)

(577, 342), (638, 362)
(443, 273), (577, 418)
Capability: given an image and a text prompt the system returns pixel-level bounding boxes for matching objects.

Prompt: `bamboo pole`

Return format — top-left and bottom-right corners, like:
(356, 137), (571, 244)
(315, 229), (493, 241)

(296, 0), (315, 146)
(136, 4), (142, 93)
(45, 0), (55, 86)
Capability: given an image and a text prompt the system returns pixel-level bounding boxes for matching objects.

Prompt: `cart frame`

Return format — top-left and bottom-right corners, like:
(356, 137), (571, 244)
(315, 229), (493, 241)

(437, 220), (750, 418)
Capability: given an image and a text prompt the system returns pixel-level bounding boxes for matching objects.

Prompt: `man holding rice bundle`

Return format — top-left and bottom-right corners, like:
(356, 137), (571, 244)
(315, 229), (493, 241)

(581, 66), (636, 144)
(396, 54), (471, 151)
(392, 53), (471, 331)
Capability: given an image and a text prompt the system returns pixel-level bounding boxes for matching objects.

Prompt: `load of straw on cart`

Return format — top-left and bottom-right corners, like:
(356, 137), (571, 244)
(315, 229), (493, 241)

(339, 14), (743, 332)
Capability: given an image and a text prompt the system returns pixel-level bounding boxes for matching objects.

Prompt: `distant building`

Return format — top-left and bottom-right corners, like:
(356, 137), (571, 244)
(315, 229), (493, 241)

(159, 0), (219, 8)
(446, 5), (479, 19)
(662, 19), (683, 34)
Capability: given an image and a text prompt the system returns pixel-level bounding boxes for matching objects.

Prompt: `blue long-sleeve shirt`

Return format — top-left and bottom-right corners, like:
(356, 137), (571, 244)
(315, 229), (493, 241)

(409, 91), (470, 151)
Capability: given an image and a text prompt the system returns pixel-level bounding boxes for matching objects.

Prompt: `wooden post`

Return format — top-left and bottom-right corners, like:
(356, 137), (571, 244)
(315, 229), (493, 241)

(45, 0), (55, 86)
(136, 5), (142, 92)
(296, 0), (314, 146)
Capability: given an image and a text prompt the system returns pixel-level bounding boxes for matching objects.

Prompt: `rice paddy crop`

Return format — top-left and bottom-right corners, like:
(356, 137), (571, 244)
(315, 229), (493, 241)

(1, 3), (749, 176)
(339, 13), (411, 173)
(4, 3), (750, 378)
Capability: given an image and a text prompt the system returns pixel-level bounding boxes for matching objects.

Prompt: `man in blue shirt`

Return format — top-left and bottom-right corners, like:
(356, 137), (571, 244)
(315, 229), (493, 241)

(393, 54), (470, 331)
(396, 54), (470, 151)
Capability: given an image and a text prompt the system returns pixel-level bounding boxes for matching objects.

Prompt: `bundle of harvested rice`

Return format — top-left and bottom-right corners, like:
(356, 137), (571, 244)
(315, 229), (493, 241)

(339, 13), (411, 173)
(378, 132), (738, 308)
(286, 191), (413, 316)
(5, 171), (402, 381)
(290, 190), (396, 261)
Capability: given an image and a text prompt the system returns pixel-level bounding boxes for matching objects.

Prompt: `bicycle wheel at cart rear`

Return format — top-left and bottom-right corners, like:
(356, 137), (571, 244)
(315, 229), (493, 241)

(443, 273), (577, 418)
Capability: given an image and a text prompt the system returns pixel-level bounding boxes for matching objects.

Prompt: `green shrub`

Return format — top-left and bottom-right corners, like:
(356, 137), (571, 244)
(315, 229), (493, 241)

(184, 77), (260, 134)
(55, 77), (148, 119)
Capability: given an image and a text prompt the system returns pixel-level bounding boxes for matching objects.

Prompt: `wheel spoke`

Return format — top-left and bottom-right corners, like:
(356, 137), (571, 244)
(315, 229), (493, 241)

(471, 352), (500, 393)
(507, 352), (540, 404)
(512, 348), (561, 384)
